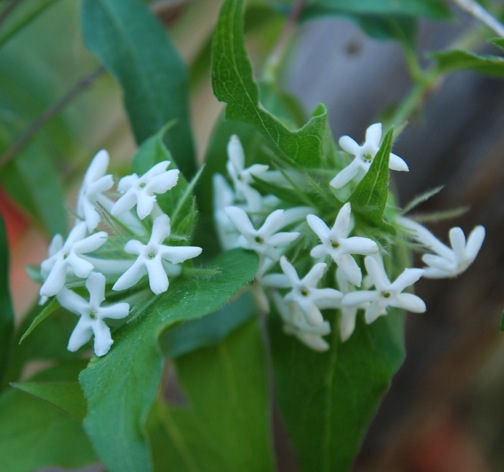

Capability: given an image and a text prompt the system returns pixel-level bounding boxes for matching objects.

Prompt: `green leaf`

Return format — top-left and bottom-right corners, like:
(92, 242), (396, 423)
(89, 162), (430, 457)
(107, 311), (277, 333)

(269, 310), (405, 472)
(148, 319), (275, 472)
(432, 49), (504, 76)
(0, 216), (14, 386)
(490, 38), (504, 51)
(350, 129), (393, 225)
(80, 250), (258, 472)
(211, 0), (333, 167)
(160, 292), (256, 358)
(500, 309), (504, 331)
(303, 0), (451, 18)
(0, 135), (67, 236)
(401, 185), (444, 214)
(82, 0), (196, 178)
(19, 298), (59, 344)
(0, 362), (96, 472)
(11, 380), (86, 420)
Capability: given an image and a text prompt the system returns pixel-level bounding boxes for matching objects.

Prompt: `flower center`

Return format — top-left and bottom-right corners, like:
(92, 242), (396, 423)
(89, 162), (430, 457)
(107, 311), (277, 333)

(89, 310), (97, 320)
(147, 248), (157, 259)
(139, 182), (147, 189)
(300, 286), (310, 297)
(255, 236), (264, 244)
(331, 240), (340, 249)
(363, 152), (373, 162)
(380, 291), (391, 299)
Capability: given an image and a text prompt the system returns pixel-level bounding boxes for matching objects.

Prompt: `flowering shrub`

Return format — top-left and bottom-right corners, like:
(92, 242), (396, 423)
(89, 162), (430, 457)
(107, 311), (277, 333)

(0, 0), (501, 470)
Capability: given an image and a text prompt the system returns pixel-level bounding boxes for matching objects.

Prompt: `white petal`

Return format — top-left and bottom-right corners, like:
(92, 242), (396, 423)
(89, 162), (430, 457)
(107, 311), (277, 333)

(389, 153), (409, 172)
(267, 232), (299, 247)
(295, 331), (330, 352)
(302, 262), (327, 287)
(338, 135), (361, 155)
(66, 253), (94, 278)
(390, 268), (423, 292)
(329, 159), (360, 189)
(279, 257), (300, 285)
(365, 302), (385, 324)
(48, 234), (63, 257)
(228, 135), (245, 172)
(341, 236), (378, 255)
(312, 288), (342, 308)
(213, 173), (235, 210)
(422, 253), (454, 272)
(422, 267), (451, 279)
(339, 307), (358, 341)
(332, 202), (353, 240)
(282, 206), (312, 226)
(111, 190), (137, 216)
(160, 245), (202, 264)
(87, 150), (110, 181)
(113, 259), (146, 291)
(224, 206), (255, 235)
(40, 257), (66, 297)
(246, 164), (269, 178)
(86, 272), (106, 307)
(98, 302), (130, 320)
(146, 169), (179, 194)
(142, 161), (170, 180)
(448, 227), (467, 262)
(136, 193), (155, 220)
(343, 290), (377, 307)
(261, 273), (290, 288)
(364, 255), (390, 290)
(73, 231), (108, 254)
(67, 318), (93, 352)
(465, 225), (485, 260)
(150, 214), (171, 244)
(92, 320), (113, 357)
(145, 258), (169, 294)
(117, 174), (138, 193)
(310, 244), (328, 259)
(259, 209), (286, 237)
(307, 214), (330, 242)
(57, 287), (89, 315)
(392, 293), (426, 313)
(338, 254), (362, 286)
(365, 123), (382, 148)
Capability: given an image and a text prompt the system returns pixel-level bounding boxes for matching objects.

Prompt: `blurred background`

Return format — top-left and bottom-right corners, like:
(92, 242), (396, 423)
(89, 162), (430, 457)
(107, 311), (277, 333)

(0, 1), (503, 471)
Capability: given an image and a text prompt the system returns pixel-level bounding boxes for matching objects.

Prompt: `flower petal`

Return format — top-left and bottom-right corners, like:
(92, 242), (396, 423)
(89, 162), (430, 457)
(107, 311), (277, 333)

(98, 302), (130, 320)
(365, 123), (382, 148)
(342, 290), (377, 307)
(390, 268), (423, 292)
(150, 214), (171, 244)
(259, 209), (286, 237)
(67, 318), (93, 352)
(338, 254), (362, 286)
(145, 258), (169, 294)
(339, 307), (358, 341)
(364, 255), (390, 290)
(111, 190), (137, 216)
(365, 302), (385, 324)
(448, 227), (466, 262)
(465, 225), (485, 260)
(224, 206), (255, 235)
(57, 287), (89, 315)
(267, 231), (299, 247)
(160, 246), (202, 264)
(302, 262), (327, 287)
(306, 214), (329, 241)
(40, 256), (66, 297)
(112, 259), (146, 291)
(146, 169), (179, 194)
(92, 320), (113, 357)
(389, 153), (409, 172)
(136, 193), (155, 220)
(341, 236), (378, 255)
(86, 272), (106, 307)
(227, 135), (245, 172)
(392, 293), (426, 313)
(329, 159), (360, 189)
(338, 135), (361, 155)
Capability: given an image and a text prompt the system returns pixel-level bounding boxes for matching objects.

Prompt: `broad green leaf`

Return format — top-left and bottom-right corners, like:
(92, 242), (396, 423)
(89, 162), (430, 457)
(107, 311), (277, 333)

(269, 310), (405, 472)
(0, 362), (96, 472)
(491, 38), (504, 51)
(211, 0), (333, 168)
(19, 298), (58, 344)
(149, 319), (275, 472)
(303, 0), (451, 18)
(0, 132), (67, 236)
(11, 380), (86, 420)
(82, 0), (196, 178)
(160, 292), (256, 358)
(80, 250), (258, 472)
(350, 129), (393, 225)
(132, 124), (198, 238)
(432, 49), (504, 76)
(0, 216), (14, 386)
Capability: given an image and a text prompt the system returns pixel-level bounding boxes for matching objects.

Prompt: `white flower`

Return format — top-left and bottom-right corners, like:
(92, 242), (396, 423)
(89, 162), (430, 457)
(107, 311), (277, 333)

(77, 150), (114, 231)
(226, 135), (268, 212)
(398, 217), (485, 279)
(57, 272), (129, 357)
(307, 202), (378, 286)
(40, 222), (108, 297)
(343, 255), (425, 324)
(224, 206), (300, 261)
(330, 123), (409, 189)
(111, 161), (179, 220)
(113, 214), (202, 294)
(278, 256), (342, 325)
(213, 173), (240, 250)
(272, 292), (331, 352)
(336, 267), (359, 342)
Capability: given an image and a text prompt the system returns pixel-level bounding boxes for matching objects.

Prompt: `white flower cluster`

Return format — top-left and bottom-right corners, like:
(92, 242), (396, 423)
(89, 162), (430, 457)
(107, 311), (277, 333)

(38, 151), (202, 356)
(213, 125), (485, 351)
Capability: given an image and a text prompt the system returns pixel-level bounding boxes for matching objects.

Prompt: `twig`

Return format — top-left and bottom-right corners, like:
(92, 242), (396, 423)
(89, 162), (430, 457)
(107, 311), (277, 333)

(0, 0), (22, 28)
(452, 0), (504, 38)
(263, 0), (307, 82)
(0, 65), (105, 168)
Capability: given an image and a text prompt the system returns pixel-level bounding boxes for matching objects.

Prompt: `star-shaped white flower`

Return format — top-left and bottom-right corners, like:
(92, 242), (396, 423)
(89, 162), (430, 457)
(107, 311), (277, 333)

(77, 150), (114, 231)
(224, 206), (300, 261)
(330, 123), (409, 189)
(57, 272), (129, 357)
(307, 202), (378, 286)
(398, 217), (485, 279)
(278, 256), (342, 325)
(213, 173), (240, 250)
(343, 255), (425, 324)
(113, 214), (202, 294)
(272, 292), (331, 352)
(111, 161), (179, 220)
(226, 135), (268, 212)
(40, 222), (108, 297)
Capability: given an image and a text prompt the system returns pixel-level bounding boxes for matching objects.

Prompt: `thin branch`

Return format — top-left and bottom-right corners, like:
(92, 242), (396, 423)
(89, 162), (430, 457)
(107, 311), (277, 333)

(452, 0), (504, 38)
(0, 65), (105, 168)
(0, 0), (22, 28)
